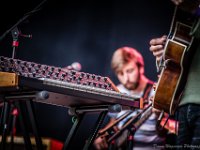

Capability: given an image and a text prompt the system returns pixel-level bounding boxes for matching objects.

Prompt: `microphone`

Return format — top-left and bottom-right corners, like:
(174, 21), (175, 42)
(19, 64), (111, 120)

(64, 62), (82, 71)
(20, 33), (32, 39)
(36, 91), (49, 100)
(108, 104), (122, 113)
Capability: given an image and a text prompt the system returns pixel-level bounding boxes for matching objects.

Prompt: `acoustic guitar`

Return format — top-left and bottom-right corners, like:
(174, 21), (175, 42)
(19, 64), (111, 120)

(153, 2), (200, 115)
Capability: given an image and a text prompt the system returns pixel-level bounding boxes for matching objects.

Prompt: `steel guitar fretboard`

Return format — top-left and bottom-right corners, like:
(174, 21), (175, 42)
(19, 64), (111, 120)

(0, 56), (141, 109)
(0, 56), (117, 91)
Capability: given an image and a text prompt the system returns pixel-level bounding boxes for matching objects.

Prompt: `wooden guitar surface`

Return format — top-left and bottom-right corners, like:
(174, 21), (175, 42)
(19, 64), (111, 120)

(153, 4), (199, 115)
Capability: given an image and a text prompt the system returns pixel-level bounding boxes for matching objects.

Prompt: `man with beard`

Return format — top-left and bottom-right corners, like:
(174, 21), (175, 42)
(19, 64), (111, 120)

(93, 47), (166, 150)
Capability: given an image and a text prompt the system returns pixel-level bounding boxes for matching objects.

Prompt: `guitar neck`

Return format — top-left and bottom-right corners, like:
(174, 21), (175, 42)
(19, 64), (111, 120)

(134, 107), (152, 129)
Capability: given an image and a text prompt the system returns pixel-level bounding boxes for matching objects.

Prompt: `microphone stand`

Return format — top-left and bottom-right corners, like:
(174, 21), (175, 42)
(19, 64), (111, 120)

(0, 1), (47, 149)
(97, 111), (133, 138)
(107, 104), (152, 146)
(0, 0), (47, 42)
(8, 29), (20, 147)
(11, 27), (20, 59)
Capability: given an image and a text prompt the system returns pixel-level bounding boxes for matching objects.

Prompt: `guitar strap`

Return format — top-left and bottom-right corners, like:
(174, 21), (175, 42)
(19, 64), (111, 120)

(191, 17), (200, 38)
(142, 80), (154, 104)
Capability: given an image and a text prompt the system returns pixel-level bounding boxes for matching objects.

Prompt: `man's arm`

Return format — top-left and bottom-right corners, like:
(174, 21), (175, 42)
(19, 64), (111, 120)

(93, 118), (118, 150)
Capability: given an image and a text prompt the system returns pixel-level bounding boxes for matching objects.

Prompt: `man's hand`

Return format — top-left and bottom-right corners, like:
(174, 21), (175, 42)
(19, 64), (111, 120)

(160, 117), (178, 135)
(149, 35), (167, 62)
(93, 135), (108, 150)
(171, 0), (184, 5)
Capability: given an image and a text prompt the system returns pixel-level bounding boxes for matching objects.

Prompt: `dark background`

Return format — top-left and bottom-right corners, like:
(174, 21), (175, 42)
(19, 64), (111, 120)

(0, 0), (174, 149)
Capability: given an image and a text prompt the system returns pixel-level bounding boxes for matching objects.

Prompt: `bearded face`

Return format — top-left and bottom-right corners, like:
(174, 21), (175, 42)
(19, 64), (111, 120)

(117, 60), (141, 90)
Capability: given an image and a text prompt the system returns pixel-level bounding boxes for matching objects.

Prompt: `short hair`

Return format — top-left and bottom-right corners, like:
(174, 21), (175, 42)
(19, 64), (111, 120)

(111, 46), (144, 74)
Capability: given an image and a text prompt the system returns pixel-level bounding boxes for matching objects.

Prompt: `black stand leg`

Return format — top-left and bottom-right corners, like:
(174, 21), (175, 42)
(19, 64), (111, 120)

(16, 101), (33, 150)
(63, 113), (85, 150)
(0, 101), (10, 150)
(2, 91), (48, 150)
(62, 105), (118, 150)
(126, 130), (135, 150)
(16, 99), (44, 150)
(83, 111), (107, 150)
(10, 105), (18, 150)
(26, 100), (43, 150)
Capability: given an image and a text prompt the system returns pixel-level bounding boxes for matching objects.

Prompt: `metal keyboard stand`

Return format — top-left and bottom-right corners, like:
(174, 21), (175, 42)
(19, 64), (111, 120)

(62, 104), (122, 150)
(0, 100), (11, 150)
(0, 91), (48, 150)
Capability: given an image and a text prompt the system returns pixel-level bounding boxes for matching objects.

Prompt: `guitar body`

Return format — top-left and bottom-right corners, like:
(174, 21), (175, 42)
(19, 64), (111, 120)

(153, 6), (198, 115)
(153, 38), (188, 115)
